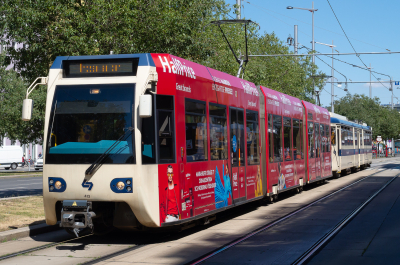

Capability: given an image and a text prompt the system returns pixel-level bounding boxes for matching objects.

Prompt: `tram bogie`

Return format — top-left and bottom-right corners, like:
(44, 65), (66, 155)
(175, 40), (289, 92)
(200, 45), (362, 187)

(22, 53), (371, 236)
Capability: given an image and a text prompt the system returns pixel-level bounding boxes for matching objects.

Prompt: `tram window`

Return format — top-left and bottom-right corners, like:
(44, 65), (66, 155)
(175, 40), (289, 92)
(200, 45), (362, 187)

(142, 93), (156, 164)
(299, 120), (304, 159)
(273, 115), (283, 162)
(185, 99), (207, 162)
(308, 112), (313, 120)
(341, 127), (345, 146)
(320, 124), (324, 153)
(326, 125), (330, 152)
(283, 117), (292, 161)
(210, 104), (227, 160)
(157, 95), (175, 163)
(230, 109), (238, 167)
(293, 119), (303, 160)
(331, 126), (336, 146)
(246, 110), (259, 165)
(268, 114), (274, 162)
(238, 110), (245, 166)
(308, 122), (314, 158)
(315, 123), (320, 157)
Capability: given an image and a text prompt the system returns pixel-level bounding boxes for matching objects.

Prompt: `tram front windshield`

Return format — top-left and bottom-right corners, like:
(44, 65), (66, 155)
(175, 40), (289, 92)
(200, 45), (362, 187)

(46, 84), (135, 164)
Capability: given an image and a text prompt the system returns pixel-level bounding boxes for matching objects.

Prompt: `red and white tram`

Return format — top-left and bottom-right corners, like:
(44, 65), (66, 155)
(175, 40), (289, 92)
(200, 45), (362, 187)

(22, 53), (333, 234)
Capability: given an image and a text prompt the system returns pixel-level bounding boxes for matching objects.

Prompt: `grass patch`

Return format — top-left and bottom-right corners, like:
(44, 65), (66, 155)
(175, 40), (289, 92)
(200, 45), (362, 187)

(0, 196), (45, 232)
(0, 173), (42, 178)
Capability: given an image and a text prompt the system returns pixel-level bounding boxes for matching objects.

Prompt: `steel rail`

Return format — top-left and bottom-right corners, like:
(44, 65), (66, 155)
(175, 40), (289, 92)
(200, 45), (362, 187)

(293, 171), (400, 265)
(187, 165), (398, 265)
(0, 233), (94, 261)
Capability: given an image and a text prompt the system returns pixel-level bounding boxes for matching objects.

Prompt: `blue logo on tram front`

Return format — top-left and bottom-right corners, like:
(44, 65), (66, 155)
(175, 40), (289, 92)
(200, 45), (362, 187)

(82, 180), (93, 191)
(232, 135), (237, 153)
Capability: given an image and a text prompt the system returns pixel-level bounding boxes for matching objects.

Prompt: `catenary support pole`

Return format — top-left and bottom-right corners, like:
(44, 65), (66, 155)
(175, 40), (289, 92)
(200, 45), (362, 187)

(294, 25), (298, 54)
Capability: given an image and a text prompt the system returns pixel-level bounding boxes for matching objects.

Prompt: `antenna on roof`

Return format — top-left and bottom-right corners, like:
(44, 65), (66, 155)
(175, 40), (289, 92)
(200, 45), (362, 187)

(206, 19), (260, 78)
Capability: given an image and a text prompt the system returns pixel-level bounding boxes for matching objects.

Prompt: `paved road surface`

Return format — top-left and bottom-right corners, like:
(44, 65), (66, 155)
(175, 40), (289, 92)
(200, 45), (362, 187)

(0, 177), (43, 198)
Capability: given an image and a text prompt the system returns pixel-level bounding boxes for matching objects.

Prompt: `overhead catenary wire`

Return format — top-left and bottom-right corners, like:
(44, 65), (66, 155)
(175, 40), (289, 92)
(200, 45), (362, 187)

(244, 0), (391, 52)
(326, 0), (390, 90)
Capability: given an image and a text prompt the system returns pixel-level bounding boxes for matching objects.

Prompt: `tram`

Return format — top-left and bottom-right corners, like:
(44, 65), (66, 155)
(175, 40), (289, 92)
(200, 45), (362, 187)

(20, 53), (355, 235)
(330, 113), (372, 177)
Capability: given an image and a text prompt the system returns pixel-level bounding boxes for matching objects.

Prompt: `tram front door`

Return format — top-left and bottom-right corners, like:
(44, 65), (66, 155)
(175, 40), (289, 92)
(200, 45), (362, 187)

(229, 107), (246, 202)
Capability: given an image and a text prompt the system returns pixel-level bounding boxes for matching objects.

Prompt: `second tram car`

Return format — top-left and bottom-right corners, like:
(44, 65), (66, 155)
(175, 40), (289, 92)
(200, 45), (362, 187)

(21, 53), (369, 235)
(330, 113), (372, 177)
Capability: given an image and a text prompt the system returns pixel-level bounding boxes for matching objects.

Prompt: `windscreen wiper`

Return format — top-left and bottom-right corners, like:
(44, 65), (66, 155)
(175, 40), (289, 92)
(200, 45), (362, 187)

(85, 127), (134, 178)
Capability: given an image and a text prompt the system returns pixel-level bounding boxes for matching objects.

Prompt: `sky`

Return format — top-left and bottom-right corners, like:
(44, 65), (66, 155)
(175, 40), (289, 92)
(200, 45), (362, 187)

(224, 0), (400, 109)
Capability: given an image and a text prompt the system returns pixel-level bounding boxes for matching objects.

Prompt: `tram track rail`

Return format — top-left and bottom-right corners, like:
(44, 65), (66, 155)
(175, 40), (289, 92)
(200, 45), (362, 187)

(0, 233), (94, 262)
(187, 165), (400, 265)
(1, 164), (398, 264)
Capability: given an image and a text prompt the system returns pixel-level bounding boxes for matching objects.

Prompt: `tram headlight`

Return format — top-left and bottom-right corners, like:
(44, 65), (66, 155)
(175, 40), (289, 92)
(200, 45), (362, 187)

(116, 181), (125, 190)
(126, 179), (131, 185)
(48, 177), (66, 192)
(54, 181), (62, 190)
(126, 186), (132, 192)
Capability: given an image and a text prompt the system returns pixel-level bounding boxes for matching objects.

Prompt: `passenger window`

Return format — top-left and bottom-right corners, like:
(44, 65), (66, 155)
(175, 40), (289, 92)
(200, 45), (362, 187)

(185, 99), (207, 162)
(230, 108), (245, 167)
(315, 123), (319, 157)
(331, 126), (336, 146)
(293, 119), (303, 160)
(273, 115), (283, 162)
(246, 110), (259, 165)
(157, 95), (175, 163)
(308, 122), (314, 158)
(283, 117), (292, 161)
(210, 104), (227, 160)
(268, 114), (274, 162)
(320, 124), (324, 153)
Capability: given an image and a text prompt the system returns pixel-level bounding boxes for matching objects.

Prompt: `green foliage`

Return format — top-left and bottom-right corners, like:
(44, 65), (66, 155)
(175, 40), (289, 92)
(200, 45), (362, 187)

(334, 94), (400, 139)
(0, 1), (326, 143)
(0, 54), (45, 144)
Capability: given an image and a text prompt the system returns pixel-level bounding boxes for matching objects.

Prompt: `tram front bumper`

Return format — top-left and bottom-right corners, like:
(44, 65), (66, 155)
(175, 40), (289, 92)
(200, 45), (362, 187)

(60, 200), (96, 235)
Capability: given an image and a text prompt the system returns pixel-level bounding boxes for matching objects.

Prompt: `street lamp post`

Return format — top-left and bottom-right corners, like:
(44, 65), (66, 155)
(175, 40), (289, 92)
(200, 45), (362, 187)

(287, 2), (318, 101)
(315, 41), (336, 112)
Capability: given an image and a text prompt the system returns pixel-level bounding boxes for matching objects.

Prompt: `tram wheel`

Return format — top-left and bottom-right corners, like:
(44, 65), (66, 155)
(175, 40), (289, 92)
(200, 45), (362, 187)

(268, 196), (274, 203)
(273, 194), (278, 201)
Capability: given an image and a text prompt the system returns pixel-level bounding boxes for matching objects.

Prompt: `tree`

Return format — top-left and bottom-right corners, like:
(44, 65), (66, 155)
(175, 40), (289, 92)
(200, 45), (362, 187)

(0, 54), (46, 144)
(0, 1), (326, 142)
(334, 94), (400, 139)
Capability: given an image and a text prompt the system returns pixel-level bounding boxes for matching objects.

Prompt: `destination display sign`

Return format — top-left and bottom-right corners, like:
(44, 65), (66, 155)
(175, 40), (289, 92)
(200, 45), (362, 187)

(64, 58), (139, 78)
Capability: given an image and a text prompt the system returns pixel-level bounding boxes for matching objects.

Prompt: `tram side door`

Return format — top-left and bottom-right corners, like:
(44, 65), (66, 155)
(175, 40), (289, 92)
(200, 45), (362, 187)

(229, 107), (246, 202)
(315, 123), (321, 178)
(358, 129), (361, 166)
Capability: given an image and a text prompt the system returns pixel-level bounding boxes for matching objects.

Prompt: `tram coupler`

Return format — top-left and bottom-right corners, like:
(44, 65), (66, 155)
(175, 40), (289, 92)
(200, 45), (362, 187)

(60, 200), (96, 237)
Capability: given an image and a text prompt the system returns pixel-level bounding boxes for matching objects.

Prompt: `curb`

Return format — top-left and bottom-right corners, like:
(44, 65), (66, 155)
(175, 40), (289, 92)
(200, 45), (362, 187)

(0, 222), (61, 243)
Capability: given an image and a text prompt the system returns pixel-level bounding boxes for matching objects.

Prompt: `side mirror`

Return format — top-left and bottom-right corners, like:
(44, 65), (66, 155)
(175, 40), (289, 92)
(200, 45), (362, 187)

(139, 95), (152, 118)
(22, 99), (33, 121)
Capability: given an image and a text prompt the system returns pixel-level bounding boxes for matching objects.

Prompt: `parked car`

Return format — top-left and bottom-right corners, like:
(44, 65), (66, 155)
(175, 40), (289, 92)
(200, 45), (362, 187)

(34, 158), (43, 170)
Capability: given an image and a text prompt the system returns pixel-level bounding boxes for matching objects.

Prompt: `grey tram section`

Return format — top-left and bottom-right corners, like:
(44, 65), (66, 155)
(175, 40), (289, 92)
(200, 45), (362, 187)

(190, 167), (400, 265)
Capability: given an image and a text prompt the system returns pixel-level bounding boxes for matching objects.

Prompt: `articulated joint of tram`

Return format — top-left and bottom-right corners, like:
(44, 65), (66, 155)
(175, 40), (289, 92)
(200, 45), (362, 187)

(60, 200), (96, 237)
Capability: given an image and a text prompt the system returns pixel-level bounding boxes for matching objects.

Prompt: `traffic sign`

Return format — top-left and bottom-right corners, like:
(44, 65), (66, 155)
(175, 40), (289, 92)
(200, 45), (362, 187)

(396, 81), (399, 86)
(377, 136), (382, 142)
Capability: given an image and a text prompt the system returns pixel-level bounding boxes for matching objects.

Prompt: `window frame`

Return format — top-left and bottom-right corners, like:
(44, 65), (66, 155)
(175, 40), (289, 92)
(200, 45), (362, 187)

(185, 98), (208, 162)
(246, 109), (260, 165)
(156, 95), (176, 164)
(209, 102), (228, 161)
